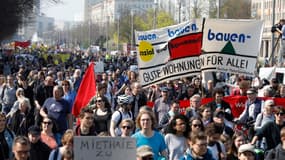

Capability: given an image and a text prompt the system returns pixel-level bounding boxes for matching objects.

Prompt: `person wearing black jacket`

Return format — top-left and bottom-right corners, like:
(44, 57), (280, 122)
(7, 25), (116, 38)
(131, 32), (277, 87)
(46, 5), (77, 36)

(28, 125), (51, 160)
(207, 88), (233, 121)
(265, 127), (285, 160)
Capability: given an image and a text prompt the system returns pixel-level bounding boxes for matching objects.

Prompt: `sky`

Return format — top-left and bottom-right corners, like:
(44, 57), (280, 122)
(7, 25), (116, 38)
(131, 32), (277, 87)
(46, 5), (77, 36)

(41, 0), (84, 22)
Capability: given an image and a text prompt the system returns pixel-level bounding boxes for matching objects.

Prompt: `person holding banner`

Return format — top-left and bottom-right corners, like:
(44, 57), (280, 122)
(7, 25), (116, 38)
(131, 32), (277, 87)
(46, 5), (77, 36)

(230, 80), (250, 96)
(207, 88), (233, 121)
(236, 88), (262, 123)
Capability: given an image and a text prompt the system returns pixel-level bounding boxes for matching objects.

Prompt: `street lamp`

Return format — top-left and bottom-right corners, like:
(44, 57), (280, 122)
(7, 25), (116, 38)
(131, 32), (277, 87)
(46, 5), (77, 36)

(116, 14), (120, 51)
(153, 0), (158, 29)
(130, 10), (134, 52)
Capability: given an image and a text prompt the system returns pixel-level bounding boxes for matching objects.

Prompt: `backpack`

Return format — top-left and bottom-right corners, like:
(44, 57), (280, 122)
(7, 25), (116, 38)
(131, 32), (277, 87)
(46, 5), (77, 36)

(52, 148), (59, 160)
(116, 110), (133, 127)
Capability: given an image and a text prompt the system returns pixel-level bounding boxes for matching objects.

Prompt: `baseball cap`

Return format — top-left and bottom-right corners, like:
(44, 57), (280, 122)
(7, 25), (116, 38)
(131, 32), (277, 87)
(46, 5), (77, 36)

(264, 99), (274, 106)
(28, 125), (41, 136)
(246, 88), (257, 94)
(137, 145), (154, 157)
(213, 110), (225, 118)
(238, 144), (255, 154)
(160, 87), (168, 92)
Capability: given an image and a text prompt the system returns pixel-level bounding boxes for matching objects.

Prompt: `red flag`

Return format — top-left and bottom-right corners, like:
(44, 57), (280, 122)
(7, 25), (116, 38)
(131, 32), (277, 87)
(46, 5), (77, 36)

(72, 62), (96, 117)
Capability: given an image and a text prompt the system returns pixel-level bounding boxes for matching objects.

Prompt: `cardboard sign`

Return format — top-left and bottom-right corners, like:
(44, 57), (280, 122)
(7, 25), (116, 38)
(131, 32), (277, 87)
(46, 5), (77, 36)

(74, 136), (136, 160)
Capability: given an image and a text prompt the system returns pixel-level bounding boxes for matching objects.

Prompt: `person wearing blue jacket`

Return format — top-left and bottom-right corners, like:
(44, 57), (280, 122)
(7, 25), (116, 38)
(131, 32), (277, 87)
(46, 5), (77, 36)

(180, 131), (215, 160)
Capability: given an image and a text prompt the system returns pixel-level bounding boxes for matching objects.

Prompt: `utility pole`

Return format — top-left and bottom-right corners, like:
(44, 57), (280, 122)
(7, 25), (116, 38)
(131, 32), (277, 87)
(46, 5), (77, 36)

(153, 0), (158, 29)
(179, 0), (182, 23)
(271, 0), (276, 66)
(117, 14), (120, 51)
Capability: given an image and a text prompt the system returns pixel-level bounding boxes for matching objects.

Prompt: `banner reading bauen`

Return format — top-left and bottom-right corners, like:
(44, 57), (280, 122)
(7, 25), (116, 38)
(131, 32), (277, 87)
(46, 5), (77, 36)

(135, 20), (204, 87)
(200, 19), (263, 75)
(136, 19), (263, 88)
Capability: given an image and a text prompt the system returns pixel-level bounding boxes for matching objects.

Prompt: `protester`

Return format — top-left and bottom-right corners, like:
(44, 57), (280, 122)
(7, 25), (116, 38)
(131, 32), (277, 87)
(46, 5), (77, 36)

(237, 144), (256, 160)
(91, 96), (112, 134)
(40, 116), (58, 149)
(251, 106), (285, 150)
(62, 80), (76, 110)
(159, 100), (181, 131)
(254, 99), (275, 131)
(199, 105), (213, 127)
(119, 118), (134, 137)
(12, 136), (31, 160)
(74, 107), (97, 136)
(40, 85), (72, 144)
(9, 98), (34, 136)
(181, 131), (215, 160)
(185, 94), (202, 119)
(189, 116), (205, 134)
(136, 145), (155, 160)
(265, 127), (285, 160)
(153, 87), (171, 124)
(205, 123), (227, 160)
(132, 110), (168, 160)
(227, 131), (247, 160)
(236, 88), (262, 123)
(28, 125), (51, 160)
(0, 112), (15, 160)
(130, 82), (147, 118)
(207, 88), (233, 121)
(48, 129), (74, 160)
(1, 75), (17, 114)
(164, 114), (188, 160)
(110, 94), (133, 137)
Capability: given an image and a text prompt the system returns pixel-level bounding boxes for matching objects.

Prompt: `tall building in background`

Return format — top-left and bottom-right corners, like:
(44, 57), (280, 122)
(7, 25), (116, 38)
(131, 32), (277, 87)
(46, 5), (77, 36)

(251, 0), (285, 59)
(88, 0), (155, 25)
(85, 0), (103, 22)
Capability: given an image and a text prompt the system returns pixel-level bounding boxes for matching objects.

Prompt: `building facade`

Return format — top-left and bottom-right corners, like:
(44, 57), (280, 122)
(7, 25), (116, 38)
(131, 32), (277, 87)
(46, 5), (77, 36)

(252, 0), (285, 60)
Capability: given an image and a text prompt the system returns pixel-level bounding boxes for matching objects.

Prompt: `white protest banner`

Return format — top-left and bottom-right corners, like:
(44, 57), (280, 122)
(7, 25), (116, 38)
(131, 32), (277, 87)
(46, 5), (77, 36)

(94, 61), (104, 73)
(199, 19), (263, 75)
(135, 20), (204, 87)
(74, 136), (136, 160)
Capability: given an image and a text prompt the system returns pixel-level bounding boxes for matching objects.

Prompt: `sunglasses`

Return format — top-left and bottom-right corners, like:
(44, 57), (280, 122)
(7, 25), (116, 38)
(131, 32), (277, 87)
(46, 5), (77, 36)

(96, 100), (102, 102)
(43, 121), (52, 125)
(122, 126), (131, 129)
(142, 156), (154, 160)
(192, 124), (202, 128)
(276, 112), (285, 116)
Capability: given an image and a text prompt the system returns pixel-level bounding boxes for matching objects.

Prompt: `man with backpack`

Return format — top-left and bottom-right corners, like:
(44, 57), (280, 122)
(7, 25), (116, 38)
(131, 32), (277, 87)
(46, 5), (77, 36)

(110, 94), (133, 137)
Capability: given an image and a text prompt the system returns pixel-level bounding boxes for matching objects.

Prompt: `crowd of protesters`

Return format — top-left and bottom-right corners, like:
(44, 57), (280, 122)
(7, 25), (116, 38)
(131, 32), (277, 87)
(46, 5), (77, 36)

(1, 48), (285, 160)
